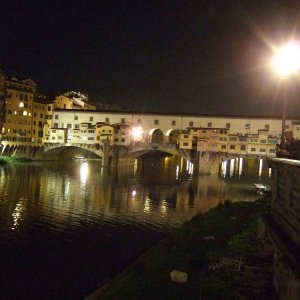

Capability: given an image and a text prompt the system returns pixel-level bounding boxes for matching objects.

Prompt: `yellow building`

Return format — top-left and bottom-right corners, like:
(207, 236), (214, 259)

(1, 77), (38, 146)
(55, 91), (96, 110)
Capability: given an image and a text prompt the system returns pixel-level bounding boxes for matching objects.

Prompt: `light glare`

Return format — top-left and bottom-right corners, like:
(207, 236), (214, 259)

(273, 42), (300, 78)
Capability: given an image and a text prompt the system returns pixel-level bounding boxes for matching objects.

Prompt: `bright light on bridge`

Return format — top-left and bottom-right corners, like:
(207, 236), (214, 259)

(132, 126), (143, 141)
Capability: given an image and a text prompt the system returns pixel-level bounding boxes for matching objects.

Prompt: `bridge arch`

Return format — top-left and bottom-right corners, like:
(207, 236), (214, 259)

(165, 129), (180, 144)
(148, 128), (164, 143)
(42, 145), (103, 160)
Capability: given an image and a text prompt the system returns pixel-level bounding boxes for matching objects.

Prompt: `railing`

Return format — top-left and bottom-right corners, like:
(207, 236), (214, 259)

(267, 158), (300, 251)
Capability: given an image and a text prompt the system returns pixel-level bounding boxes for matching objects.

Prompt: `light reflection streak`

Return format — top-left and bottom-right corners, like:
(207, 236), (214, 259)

(80, 162), (89, 184)
(144, 198), (151, 213)
(268, 167), (272, 178)
(259, 158), (263, 178)
(230, 159), (235, 178)
(221, 160), (227, 178)
(238, 158), (243, 177)
(11, 197), (25, 230)
(176, 165), (179, 180)
(134, 159), (138, 174)
(132, 190), (137, 197)
(160, 199), (167, 214)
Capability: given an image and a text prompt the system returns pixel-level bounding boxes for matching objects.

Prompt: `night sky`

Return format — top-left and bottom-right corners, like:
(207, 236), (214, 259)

(1, 0), (300, 116)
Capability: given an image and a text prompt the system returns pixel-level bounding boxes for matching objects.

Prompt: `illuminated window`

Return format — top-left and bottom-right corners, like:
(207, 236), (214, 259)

(23, 111), (28, 116)
(19, 102), (24, 108)
(14, 111), (17, 115)
(28, 113), (31, 116)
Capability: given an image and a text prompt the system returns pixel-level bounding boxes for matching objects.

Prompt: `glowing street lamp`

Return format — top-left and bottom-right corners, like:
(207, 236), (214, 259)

(132, 126), (143, 142)
(272, 41), (300, 142)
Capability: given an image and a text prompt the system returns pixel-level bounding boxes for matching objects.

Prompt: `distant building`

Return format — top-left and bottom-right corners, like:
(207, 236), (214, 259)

(55, 91), (96, 110)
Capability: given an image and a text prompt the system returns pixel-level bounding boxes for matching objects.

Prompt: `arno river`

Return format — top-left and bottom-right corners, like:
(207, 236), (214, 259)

(0, 155), (271, 300)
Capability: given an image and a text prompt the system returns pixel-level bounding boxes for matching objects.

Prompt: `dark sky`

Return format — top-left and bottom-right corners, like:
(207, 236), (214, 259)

(1, 0), (300, 116)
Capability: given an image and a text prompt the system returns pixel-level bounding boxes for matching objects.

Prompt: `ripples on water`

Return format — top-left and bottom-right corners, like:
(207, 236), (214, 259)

(0, 156), (270, 299)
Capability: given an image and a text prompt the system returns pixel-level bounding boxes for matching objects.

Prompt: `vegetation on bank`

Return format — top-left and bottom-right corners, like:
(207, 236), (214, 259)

(0, 156), (32, 165)
(89, 198), (275, 300)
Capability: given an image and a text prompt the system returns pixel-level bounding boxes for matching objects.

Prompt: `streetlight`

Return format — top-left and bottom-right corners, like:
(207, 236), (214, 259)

(272, 41), (300, 143)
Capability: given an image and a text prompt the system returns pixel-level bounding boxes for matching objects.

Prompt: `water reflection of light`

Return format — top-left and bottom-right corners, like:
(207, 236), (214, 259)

(235, 158), (239, 174)
(134, 159), (138, 174)
(63, 181), (70, 201)
(221, 160), (227, 178)
(80, 162), (89, 183)
(259, 158), (263, 178)
(160, 199), (167, 214)
(186, 160), (189, 172)
(176, 165), (179, 180)
(268, 167), (272, 177)
(188, 162), (194, 174)
(230, 159), (235, 178)
(238, 158), (243, 177)
(144, 198), (151, 213)
(12, 198), (25, 230)
(180, 157), (184, 172)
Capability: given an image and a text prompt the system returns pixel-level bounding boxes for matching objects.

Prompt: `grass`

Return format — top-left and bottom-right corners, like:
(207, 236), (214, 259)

(0, 156), (32, 165)
(88, 197), (274, 300)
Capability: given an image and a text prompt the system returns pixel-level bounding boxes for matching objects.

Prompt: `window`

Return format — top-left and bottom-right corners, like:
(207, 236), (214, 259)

(260, 148), (266, 152)
(260, 139), (266, 143)
(90, 117), (93, 122)
(121, 118), (125, 123)
(74, 116), (78, 121)
(208, 122), (212, 127)
(226, 123), (231, 129)
(154, 120), (159, 125)
(138, 119), (141, 125)
(183, 142), (188, 146)
(245, 123), (250, 130)
(265, 124), (269, 130)
(250, 148), (255, 152)
(269, 149), (276, 153)
(183, 135), (189, 138)
(53, 123), (58, 128)
(55, 115), (59, 120)
(221, 145), (226, 149)
(105, 117), (109, 123)
(189, 121), (194, 127)
(230, 145), (235, 149)
(40, 113), (43, 118)
(67, 124), (72, 129)
(48, 106), (51, 111)
(240, 145), (246, 150)
(172, 120), (176, 126)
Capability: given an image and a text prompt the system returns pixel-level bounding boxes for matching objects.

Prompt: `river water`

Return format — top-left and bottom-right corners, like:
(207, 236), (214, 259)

(0, 156), (271, 299)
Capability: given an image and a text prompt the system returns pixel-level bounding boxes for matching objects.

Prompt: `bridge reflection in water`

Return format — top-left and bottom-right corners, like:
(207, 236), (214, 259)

(0, 156), (270, 299)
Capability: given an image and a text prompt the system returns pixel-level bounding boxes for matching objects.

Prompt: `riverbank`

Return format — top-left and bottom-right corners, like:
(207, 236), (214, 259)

(86, 197), (276, 300)
(0, 156), (32, 165)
